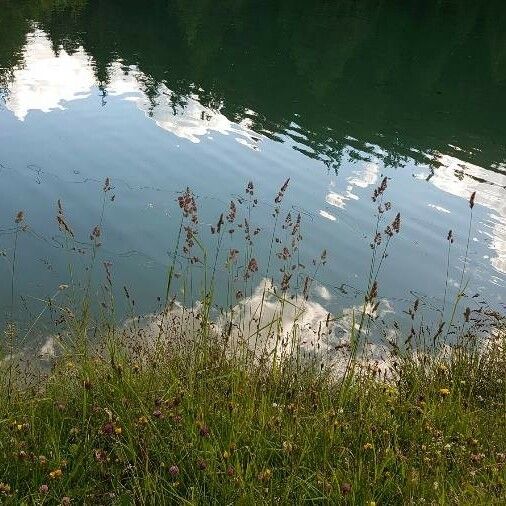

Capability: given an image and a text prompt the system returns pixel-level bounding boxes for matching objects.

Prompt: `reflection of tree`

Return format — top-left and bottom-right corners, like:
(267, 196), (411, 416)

(1, 0), (505, 172)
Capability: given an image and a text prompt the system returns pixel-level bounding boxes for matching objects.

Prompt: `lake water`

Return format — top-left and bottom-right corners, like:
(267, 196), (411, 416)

(0, 0), (505, 345)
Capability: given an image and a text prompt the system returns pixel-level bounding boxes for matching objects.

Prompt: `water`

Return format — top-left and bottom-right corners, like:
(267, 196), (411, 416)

(0, 0), (505, 343)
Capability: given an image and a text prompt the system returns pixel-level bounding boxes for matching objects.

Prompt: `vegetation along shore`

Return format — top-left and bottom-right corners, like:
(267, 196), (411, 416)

(0, 178), (504, 504)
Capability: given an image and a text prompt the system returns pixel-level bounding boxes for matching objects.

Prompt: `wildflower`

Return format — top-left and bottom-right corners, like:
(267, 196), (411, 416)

(258, 468), (272, 482)
(0, 483), (11, 495)
(138, 416), (148, 426)
(196, 458), (207, 470)
(61, 497), (71, 505)
(152, 409), (163, 419)
(439, 388), (450, 397)
(226, 466), (235, 477)
(102, 422), (114, 436)
(95, 449), (108, 463)
(114, 426), (122, 435)
(49, 469), (63, 479)
(340, 482), (352, 495)
(168, 465), (179, 477)
(199, 424), (210, 437)
(363, 443), (374, 450)
(223, 450), (230, 460)
(282, 441), (294, 454)
(437, 364), (448, 373)
(39, 484), (49, 494)
(39, 455), (48, 465)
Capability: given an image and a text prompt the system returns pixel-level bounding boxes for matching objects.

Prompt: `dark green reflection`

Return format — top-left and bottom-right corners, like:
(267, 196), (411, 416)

(1, 0), (505, 171)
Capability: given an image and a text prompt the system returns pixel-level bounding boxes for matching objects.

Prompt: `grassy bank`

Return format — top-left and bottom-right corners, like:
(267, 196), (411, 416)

(1, 179), (505, 504)
(0, 326), (505, 505)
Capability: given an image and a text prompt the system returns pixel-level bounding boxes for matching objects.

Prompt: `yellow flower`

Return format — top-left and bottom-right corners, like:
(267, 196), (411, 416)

(282, 441), (294, 454)
(439, 388), (450, 397)
(138, 416), (148, 425)
(114, 426), (122, 435)
(363, 442), (374, 450)
(223, 451), (230, 460)
(258, 468), (272, 481)
(49, 469), (63, 479)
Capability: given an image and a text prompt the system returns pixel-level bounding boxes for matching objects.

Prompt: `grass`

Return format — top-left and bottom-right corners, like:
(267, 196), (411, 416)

(0, 327), (504, 504)
(0, 180), (505, 504)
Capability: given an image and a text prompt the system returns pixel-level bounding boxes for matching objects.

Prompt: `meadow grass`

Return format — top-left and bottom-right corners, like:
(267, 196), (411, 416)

(0, 180), (505, 505)
(0, 324), (504, 505)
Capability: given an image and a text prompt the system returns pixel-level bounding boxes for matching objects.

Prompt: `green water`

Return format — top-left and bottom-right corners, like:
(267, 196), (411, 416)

(0, 0), (505, 339)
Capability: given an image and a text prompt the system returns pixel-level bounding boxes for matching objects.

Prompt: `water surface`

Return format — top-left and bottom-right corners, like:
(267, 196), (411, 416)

(0, 0), (505, 341)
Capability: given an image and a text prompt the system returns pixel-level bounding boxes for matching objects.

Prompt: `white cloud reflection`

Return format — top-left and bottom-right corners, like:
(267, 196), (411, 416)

(127, 278), (395, 376)
(5, 29), (94, 119)
(324, 161), (379, 211)
(431, 154), (506, 275)
(4, 28), (261, 148)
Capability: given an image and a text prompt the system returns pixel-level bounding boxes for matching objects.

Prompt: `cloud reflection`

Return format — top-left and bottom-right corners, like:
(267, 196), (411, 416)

(4, 29), (94, 120)
(431, 154), (506, 275)
(127, 278), (395, 376)
(324, 161), (379, 211)
(3, 28), (260, 149)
